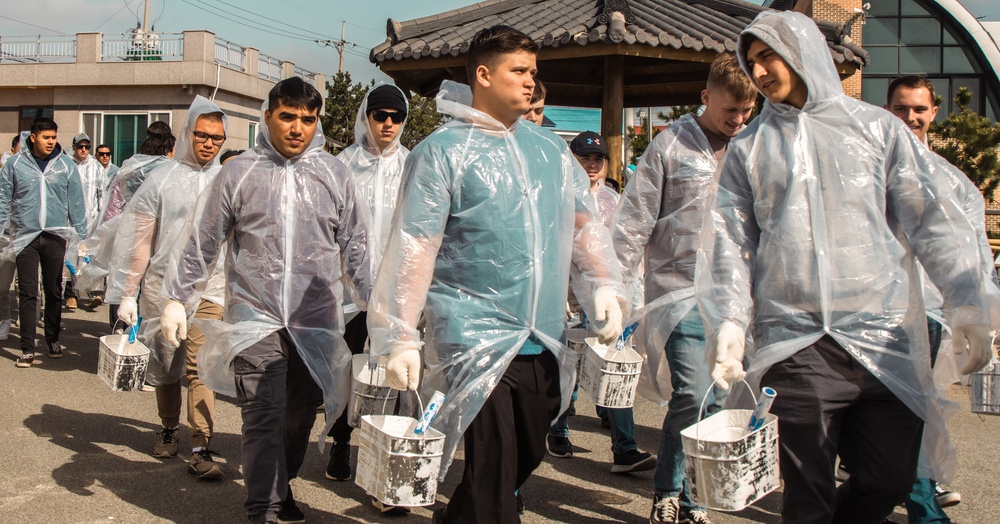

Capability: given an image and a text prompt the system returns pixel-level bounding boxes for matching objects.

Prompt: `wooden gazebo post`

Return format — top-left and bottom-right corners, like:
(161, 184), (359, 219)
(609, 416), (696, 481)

(601, 55), (625, 185)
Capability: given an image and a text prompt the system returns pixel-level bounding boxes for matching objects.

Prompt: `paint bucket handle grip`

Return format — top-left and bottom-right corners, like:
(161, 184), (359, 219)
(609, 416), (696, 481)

(695, 378), (755, 444)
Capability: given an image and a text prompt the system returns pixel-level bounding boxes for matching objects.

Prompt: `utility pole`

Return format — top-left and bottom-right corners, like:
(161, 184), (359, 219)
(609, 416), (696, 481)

(316, 21), (355, 73)
(143, 0), (152, 32)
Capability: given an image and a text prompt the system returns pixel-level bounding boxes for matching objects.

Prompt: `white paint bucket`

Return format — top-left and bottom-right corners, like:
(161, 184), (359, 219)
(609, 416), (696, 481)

(355, 414), (445, 507)
(97, 334), (150, 392)
(970, 359), (1000, 415)
(578, 337), (642, 408)
(680, 382), (780, 512)
(566, 327), (589, 377)
(348, 354), (399, 428)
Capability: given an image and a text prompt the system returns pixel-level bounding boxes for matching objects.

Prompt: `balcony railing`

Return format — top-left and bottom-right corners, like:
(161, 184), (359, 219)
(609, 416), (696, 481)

(102, 32), (184, 62)
(0, 35), (77, 63)
(258, 53), (282, 82)
(214, 37), (245, 72)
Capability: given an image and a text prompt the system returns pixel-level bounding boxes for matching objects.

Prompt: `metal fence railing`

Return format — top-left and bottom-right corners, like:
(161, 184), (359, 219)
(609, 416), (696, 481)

(294, 65), (314, 80)
(102, 32), (183, 62)
(258, 53), (282, 82)
(0, 35), (77, 63)
(214, 37), (245, 72)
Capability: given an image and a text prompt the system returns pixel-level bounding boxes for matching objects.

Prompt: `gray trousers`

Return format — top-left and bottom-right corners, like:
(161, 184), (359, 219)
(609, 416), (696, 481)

(233, 329), (322, 523)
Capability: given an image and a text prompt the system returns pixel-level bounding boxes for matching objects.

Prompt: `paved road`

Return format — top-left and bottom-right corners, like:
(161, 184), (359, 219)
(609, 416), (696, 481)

(1, 304), (997, 523)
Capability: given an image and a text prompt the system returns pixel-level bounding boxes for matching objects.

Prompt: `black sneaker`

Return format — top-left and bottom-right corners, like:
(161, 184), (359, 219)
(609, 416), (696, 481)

(370, 497), (411, 516)
(546, 435), (573, 458)
(650, 494), (680, 524)
(15, 352), (35, 368)
(679, 507), (714, 524)
(325, 442), (351, 481)
(935, 484), (961, 508)
(278, 486), (305, 524)
(188, 449), (224, 480)
(47, 342), (64, 359)
(611, 449), (656, 473)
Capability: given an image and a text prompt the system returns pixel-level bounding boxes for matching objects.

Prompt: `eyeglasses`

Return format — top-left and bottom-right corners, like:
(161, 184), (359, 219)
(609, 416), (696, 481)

(75, 144), (92, 150)
(96, 151), (111, 157)
(370, 110), (405, 124)
(192, 131), (227, 145)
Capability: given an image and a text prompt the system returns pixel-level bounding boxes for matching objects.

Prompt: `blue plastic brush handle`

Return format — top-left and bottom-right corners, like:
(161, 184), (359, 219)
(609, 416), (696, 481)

(128, 317), (142, 344)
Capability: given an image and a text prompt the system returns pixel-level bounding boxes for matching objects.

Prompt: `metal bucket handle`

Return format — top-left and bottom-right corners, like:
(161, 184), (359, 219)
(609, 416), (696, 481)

(694, 378), (756, 446)
(381, 382), (424, 420)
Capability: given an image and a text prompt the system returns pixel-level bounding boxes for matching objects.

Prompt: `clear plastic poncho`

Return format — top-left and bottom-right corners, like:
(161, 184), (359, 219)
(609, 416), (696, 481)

(336, 83), (410, 316)
(77, 154), (173, 296)
(72, 154), (105, 235)
(695, 10), (1000, 482)
(0, 143), (87, 261)
(168, 101), (371, 441)
(107, 96), (227, 385)
(368, 80), (628, 480)
(101, 162), (119, 192)
(612, 113), (722, 406)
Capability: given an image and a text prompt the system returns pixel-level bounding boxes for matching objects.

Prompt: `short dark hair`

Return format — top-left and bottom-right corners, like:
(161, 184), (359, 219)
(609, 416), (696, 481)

(531, 80), (547, 105)
(140, 121), (176, 156)
(466, 25), (539, 88)
(887, 75), (937, 107)
(31, 117), (57, 135)
(96, 144), (112, 152)
(10, 135), (18, 148)
(219, 149), (245, 164)
(268, 77), (323, 114)
(739, 33), (762, 68)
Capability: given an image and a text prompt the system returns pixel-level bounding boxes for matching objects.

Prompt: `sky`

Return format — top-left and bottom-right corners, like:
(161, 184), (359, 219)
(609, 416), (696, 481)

(1, 0), (998, 84)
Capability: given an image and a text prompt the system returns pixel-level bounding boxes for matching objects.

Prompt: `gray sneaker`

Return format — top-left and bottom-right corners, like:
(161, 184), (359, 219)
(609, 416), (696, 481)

(15, 352), (35, 368)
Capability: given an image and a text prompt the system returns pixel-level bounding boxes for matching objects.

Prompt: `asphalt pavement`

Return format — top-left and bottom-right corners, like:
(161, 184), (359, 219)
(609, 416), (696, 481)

(0, 303), (997, 523)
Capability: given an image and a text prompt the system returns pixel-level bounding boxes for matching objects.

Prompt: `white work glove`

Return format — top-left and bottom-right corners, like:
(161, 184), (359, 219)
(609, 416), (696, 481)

(118, 297), (138, 326)
(160, 299), (188, 347)
(708, 321), (747, 390)
(952, 323), (993, 375)
(385, 342), (422, 391)
(592, 286), (624, 345)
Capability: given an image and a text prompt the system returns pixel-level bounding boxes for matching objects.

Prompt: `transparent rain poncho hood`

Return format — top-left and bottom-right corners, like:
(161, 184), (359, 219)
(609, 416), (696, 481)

(72, 153), (105, 235)
(0, 141), (87, 261)
(368, 80), (627, 479)
(336, 83), (410, 315)
(695, 10), (1000, 482)
(77, 154), (173, 296)
(107, 95), (227, 385)
(613, 113), (724, 406)
(167, 99), (371, 440)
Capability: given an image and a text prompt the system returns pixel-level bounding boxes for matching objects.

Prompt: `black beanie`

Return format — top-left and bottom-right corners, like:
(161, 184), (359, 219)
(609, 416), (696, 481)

(366, 85), (407, 114)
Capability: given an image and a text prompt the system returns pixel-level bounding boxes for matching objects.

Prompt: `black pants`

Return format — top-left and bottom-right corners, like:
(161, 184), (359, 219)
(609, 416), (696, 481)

(329, 312), (368, 443)
(446, 350), (562, 524)
(761, 336), (924, 524)
(16, 232), (66, 352)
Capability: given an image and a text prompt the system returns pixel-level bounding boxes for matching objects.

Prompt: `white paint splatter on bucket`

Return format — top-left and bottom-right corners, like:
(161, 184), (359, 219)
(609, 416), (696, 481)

(97, 334), (150, 392)
(579, 337), (642, 408)
(356, 414), (445, 507)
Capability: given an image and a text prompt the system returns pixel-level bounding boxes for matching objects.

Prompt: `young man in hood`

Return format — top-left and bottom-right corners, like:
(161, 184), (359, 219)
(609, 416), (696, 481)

(95, 144), (119, 190)
(163, 77), (370, 524)
(614, 52), (756, 524)
(0, 117), (87, 367)
(63, 132), (104, 310)
(699, 11), (999, 523)
(370, 25), (628, 524)
(326, 83), (409, 515)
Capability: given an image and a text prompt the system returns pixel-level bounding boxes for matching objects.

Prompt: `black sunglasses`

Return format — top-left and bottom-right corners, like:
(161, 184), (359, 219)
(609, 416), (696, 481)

(96, 151), (111, 157)
(75, 144), (92, 150)
(370, 110), (405, 124)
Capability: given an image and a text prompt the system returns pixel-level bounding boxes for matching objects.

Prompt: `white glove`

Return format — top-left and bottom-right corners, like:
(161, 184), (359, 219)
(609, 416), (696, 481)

(708, 321), (747, 390)
(952, 323), (992, 375)
(592, 287), (624, 345)
(160, 300), (188, 347)
(118, 297), (139, 326)
(385, 342), (422, 391)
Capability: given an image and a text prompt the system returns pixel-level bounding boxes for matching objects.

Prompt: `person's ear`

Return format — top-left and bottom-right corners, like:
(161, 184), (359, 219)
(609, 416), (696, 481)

(476, 64), (491, 90)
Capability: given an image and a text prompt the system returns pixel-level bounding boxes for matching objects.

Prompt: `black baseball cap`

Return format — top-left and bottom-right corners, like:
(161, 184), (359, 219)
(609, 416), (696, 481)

(570, 131), (608, 158)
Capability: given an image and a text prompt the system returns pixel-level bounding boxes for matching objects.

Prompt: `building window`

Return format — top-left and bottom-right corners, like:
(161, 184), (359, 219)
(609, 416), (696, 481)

(19, 107), (54, 135)
(248, 122), (258, 149)
(81, 112), (172, 161)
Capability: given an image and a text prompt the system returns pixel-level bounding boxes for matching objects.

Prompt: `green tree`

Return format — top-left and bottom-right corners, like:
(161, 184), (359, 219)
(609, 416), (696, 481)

(930, 87), (1000, 200)
(321, 71), (369, 152)
(626, 105), (699, 165)
(399, 94), (445, 150)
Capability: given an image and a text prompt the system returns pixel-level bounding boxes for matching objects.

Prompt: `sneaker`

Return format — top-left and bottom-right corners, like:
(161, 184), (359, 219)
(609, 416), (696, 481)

(516, 491), (525, 515)
(88, 296), (104, 308)
(935, 484), (961, 508)
(65, 297), (77, 310)
(325, 442), (351, 481)
(650, 494), (680, 524)
(611, 449), (656, 473)
(152, 427), (179, 458)
(47, 342), (64, 359)
(141, 382), (156, 392)
(370, 496), (411, 516)
(188, 449), (224, 480)
(835, 462), (851, 482)
(679, 507), (714, 524)
(0, 319), (10, 340)
(546, 435), (573, 458)
(15, 352), (35, 368)
(278, 487), (305, 524)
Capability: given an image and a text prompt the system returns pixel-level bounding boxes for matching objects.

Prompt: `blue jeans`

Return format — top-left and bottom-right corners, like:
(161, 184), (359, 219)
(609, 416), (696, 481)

(596, 405), (638, 454)
(548, 386), (577, 438)
(652, 306), (727, 509)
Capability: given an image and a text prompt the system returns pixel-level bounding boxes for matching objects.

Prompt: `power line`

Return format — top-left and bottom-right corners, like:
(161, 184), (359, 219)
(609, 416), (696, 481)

(205, 0), (336, 41)
(276, 0), (384, 36)
(0, 14), (68, 35)
(152, 0), (167, 28)
(93, 0), (142, 31)
(177, 0), (317, 42)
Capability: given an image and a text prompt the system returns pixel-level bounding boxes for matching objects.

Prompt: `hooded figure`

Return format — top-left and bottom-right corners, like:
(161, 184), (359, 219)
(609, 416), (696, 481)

(696, 11), (1000, 520)
(107, 96), (227, 385)
(70, 143), (105, 235)
(368, 80), (628, 480)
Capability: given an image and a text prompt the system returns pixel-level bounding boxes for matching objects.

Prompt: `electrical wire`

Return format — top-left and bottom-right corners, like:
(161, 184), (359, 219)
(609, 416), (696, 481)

(93, 0), (142, 31)
(0, 14), (68, 35)
(152, 0), (167, 28)
(205, 0), (336, 41)
(177, 0), (317, 42)
(124, 0), (141, 23)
